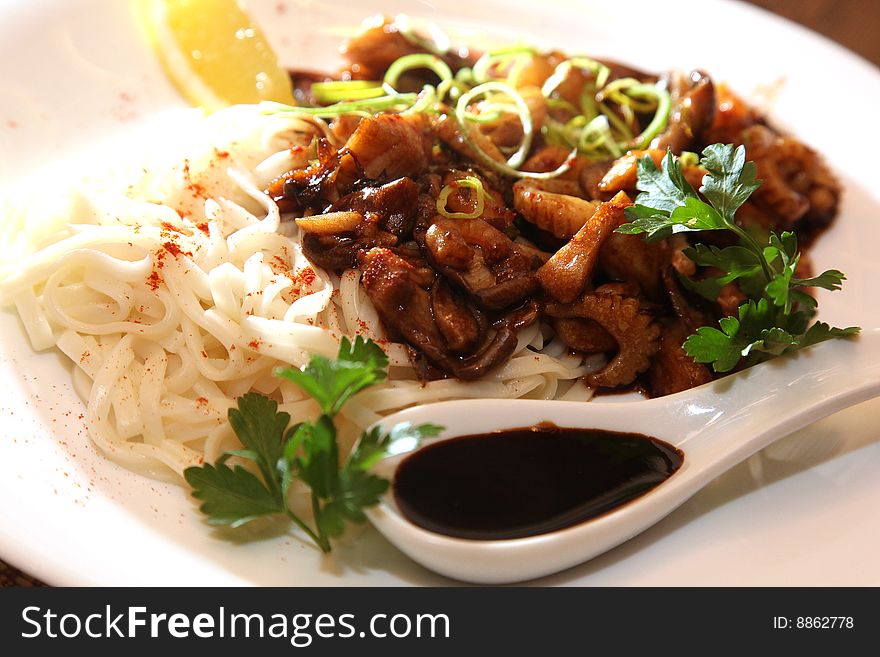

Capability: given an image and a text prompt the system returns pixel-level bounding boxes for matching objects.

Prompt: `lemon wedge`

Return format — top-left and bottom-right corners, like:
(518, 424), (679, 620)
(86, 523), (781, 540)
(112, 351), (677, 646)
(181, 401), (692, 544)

(139, 0), (295, 111)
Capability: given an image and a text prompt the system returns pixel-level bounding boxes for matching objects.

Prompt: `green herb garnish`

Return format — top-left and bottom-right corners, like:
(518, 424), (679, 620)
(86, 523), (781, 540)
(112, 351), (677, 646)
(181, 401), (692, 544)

(184, 336), (442, 552)
(616, 144), (859, 373)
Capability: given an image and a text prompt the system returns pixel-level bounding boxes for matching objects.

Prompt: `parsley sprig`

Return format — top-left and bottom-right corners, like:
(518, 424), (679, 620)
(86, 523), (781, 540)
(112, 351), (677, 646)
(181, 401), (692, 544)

(184, 337), (441, 552)
(616, 144), (859, 372)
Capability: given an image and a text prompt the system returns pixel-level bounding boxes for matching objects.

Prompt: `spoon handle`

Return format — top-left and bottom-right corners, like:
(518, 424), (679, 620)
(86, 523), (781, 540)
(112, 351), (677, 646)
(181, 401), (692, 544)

(675, 328), (880, 464)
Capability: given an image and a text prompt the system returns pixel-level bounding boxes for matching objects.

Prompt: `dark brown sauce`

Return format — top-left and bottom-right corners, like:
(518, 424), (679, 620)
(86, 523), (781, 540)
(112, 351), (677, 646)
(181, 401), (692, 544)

(393, 424), (683, 540)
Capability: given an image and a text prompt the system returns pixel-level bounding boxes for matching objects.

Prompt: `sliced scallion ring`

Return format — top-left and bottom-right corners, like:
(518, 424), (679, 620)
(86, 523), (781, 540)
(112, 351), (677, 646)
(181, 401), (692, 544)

(578, 115), (622, 157)
(436, 176), (486, 219)
(456, 81), (533, 168)
(541, 56), (611, 99)
(383, 53), (454, 94)
(624, 83), (671, 148)
(471, 46), (537, 85)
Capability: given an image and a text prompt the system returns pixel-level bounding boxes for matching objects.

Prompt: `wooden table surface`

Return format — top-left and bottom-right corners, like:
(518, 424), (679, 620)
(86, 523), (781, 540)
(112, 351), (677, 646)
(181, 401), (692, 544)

(1, 0), (877, 588)
(747, 0), (880, 66)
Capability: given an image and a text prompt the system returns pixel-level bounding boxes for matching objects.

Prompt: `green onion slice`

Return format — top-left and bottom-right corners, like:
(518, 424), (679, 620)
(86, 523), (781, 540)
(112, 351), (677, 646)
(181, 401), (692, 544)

(436, 176), (486, 219)
(383, 54), (454, 94)
(624, 83), (671, 149)
(310, 80), (385, 104)
(472, 46), (537, 85)
(265, 93), (419, 118)
(456, 82), (533, 168)
(541, 57), (611, 99)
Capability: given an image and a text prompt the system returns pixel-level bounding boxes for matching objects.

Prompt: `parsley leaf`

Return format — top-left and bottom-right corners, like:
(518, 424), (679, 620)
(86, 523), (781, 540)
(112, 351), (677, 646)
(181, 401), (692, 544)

(620, 144), (860, 373)
(184, 462), (283, 528)
(698, 143), (761, 220)
(794, 269), (846, 291)
(276, 336), (388, 416)
(633, 149), (697, 213)
(226, 393), (291, 497)
(184, 337), (442, 553)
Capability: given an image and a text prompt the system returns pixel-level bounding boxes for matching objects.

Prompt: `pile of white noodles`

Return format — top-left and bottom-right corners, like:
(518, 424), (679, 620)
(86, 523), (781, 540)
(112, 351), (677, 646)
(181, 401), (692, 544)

(0, 104), (600, 482)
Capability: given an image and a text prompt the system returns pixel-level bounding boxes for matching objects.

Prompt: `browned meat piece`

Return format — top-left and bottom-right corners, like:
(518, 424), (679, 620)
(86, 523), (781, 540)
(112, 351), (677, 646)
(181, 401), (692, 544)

(651, 70), (716, 153)
(598, 226), (667, 299)
(552, 317), (617, 354)
(330, 115), (363, 144)
(341, 18), (478, 81)
(649, 320), (712, 396)
(716, 281), (747, 318)
(340, 20), (421, 80)
(513, 180), (601, 239)
(297, 178), (421, 270)
(301, 225), (398, 271)
(360, 248), (518, 379)
(433, 112), (507, 164)
(478, 87), (547, 148)
(742, 124), (840, 229)
(668, 235), (697, 277)
(345, 113), (434, 180)
(331, 177), (420, 236)
(269, 138), (346, 210)
(598, 149), (705, 196)
(546, 285), (661, 388)
(536, 191), (632, 303)
(425, 218), (538, 310)
(522, 147), (603, 200)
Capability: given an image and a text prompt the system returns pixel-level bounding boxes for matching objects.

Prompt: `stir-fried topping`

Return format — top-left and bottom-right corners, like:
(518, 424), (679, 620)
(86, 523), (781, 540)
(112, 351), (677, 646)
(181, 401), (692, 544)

(262, 16), (855, 395)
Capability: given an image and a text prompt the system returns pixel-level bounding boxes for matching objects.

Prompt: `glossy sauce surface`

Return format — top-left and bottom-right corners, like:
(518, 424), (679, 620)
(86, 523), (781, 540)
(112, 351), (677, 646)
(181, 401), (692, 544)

(393, 424), (684, 540)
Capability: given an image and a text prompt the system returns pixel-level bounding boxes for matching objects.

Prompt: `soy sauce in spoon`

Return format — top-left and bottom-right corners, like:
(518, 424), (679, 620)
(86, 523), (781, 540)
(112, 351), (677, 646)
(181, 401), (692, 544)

(393, 423), (684, 541)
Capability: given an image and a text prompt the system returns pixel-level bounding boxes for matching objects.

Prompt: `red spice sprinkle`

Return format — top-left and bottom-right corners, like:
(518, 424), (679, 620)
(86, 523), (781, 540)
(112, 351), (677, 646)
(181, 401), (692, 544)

(195, 221), (210, 235)
(162, 241), (192, 258)
(146, 270), (163, 291)
(214, 149), (230, 159)
(248, 339), (262, 350)
(80, 350), (90, 364)
(196, 396), (209, 408)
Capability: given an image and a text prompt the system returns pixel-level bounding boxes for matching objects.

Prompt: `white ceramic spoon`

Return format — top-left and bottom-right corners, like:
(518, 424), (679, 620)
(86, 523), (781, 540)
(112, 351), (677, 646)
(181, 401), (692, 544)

(366, 328), (880, 584)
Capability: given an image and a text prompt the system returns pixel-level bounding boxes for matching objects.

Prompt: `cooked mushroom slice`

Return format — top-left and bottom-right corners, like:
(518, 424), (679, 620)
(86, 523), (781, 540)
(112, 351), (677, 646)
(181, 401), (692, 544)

(648, 320), (712, 397)
(546, 287), (661, 387)
(431, 279), (481, 354)
(359, 248), (518, 379)
(661, 267), (713, 334)
(650, 69), (716, 153)
(332, 177), (420, 237)
(513, 180), (601, 239)
(425, 218), (538, 310)
(536, 191), (631, 303)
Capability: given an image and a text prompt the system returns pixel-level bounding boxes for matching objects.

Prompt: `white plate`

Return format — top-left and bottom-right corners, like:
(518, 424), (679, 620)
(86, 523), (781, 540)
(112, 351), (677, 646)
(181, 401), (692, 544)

(1, 0), (878, 586)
